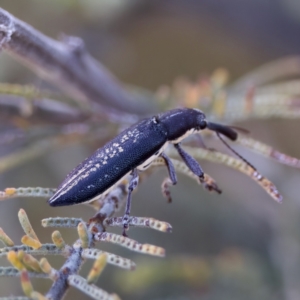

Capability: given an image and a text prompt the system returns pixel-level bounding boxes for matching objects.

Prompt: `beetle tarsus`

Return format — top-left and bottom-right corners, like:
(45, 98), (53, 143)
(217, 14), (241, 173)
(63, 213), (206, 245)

(122, 217), (129, 236)
(123, 168), (139, 236)
(174, 143), (204, 179)
(161, 177), (173, 203)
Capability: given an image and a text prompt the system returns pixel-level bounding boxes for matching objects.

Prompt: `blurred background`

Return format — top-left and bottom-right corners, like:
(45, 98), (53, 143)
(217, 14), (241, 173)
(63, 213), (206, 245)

(1, 0), (300, 299)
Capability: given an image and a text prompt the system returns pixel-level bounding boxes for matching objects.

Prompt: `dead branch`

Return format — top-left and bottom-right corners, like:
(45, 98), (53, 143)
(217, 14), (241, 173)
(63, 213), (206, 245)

(0, 8), (156, 117)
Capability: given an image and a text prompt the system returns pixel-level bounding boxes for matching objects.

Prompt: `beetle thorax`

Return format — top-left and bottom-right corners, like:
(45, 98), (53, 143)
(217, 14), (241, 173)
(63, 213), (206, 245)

(157, 108), (206, 143)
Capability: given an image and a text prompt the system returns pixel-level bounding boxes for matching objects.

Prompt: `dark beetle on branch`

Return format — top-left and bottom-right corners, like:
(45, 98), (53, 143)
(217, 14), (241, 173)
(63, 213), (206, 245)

(48, 108), (240, 235)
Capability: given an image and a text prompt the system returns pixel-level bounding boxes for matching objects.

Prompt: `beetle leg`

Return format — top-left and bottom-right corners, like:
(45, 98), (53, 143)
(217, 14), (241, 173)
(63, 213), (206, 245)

(160, 152), (177, 203)
(174, 143), (223, 194)
(122, 168), (139, 236)
(161, 152), (177, 185)
(174, 143), (204, 179)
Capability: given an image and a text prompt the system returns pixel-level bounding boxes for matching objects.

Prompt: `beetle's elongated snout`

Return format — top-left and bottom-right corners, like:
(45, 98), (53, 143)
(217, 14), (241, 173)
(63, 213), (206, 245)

(207, 122), (238, 141)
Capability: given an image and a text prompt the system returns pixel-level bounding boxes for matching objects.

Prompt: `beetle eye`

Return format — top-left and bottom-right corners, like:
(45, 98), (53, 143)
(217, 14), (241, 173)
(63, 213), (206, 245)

(199, 120), (207, 129)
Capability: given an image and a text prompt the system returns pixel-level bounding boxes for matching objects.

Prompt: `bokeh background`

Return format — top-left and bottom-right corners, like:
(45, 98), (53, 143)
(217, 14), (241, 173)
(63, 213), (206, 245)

(1, 1), (300, 299)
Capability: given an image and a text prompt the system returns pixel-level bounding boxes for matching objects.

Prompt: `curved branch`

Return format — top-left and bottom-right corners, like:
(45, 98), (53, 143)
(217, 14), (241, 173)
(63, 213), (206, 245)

(0, 8), (156, 116)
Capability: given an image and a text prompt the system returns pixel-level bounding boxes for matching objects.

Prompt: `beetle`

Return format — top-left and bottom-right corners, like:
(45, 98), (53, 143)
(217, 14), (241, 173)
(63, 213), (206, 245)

(48, 108), (238, 235)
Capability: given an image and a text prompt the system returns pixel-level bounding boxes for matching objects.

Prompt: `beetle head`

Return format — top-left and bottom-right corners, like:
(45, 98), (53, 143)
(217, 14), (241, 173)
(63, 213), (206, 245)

(191, 109), (238, 141)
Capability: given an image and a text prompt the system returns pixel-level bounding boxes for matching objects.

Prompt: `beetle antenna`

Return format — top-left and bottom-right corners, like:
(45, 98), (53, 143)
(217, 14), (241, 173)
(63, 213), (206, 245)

(216, 132), (257, 171)
(195, 134), (209, 149)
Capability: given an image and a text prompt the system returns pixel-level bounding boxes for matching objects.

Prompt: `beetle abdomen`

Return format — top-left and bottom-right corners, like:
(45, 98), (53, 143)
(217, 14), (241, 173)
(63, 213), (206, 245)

(48, 119), (167, 206)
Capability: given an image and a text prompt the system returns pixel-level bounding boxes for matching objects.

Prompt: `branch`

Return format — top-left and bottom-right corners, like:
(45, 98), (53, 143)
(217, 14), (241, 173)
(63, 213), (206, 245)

(0, 8), (156, 116)
(45, 184), (127, 300)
